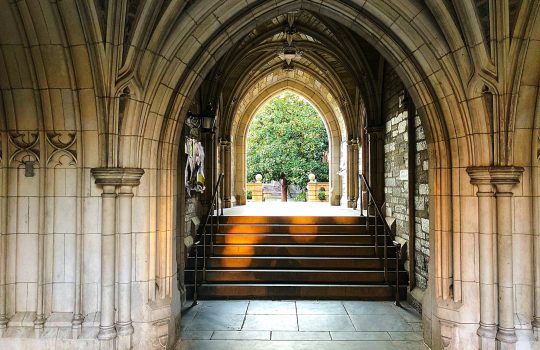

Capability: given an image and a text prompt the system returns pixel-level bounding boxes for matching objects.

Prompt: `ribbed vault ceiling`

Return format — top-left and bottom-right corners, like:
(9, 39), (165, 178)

(205, 10), (383, 139)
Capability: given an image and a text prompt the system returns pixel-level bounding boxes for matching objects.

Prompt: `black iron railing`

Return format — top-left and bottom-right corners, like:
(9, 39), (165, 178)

(359, 174), (402, 306)
(191, 173), (224, 305)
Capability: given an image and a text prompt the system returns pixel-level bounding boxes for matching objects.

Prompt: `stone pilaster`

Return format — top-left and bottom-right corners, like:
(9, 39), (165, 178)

(366, 126), (385, 205)
(490, 166), (523, 349)
(91, 168), (144, 348)
(467, 167), (497, 350)
(347, 139), (359, 208)
(220, 140), (232, 208)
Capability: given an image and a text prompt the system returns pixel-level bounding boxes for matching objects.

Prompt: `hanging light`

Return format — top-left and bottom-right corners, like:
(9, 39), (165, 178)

(186, 103), (217, 133)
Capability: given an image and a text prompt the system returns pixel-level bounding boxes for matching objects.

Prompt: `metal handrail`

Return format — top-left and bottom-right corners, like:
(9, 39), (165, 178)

(359, 174), (402, 306)
(191, 173), (224, 305)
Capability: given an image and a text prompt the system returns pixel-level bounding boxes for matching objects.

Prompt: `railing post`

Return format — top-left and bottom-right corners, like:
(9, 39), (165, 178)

(192, 241), (199, 306)
(202, 226), (207, 282)
(210, 200), (214, 256)
(394, 241), (402, 307)
(374, 211), (378, 257)
(220, 173), (224, 216)
(383, 225), (388, 282)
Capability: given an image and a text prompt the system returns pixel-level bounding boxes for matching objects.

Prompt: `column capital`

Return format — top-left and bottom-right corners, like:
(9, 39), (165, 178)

(467, 166), (524, 194)
(466, 166), (493, 193)
(91, 167), (145, 187)
(488, 166), (524, 185)
(489, 166), (524, 195)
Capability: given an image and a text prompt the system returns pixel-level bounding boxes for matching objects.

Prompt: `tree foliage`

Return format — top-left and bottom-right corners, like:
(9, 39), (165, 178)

(246, 92), (329, 188)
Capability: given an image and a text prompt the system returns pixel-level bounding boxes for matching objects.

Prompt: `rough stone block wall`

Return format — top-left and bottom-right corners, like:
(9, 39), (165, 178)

(382, 67), (430, 290)
(414, 114), (430, 289)
(383, 68), (409, 240)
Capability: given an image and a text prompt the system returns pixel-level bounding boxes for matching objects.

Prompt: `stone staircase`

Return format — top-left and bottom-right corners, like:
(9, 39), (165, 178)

(186, 215), (407, 300)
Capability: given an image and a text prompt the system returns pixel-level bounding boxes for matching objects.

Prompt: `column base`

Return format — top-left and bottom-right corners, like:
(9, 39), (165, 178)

(116, 322), (134, 336)
(496, 327), (517, 345)
(117, 332), (133, 350)
(533, 318), (540, 340)
(224, 199), (232, 208)
(72, 313), (84, 328)
(478, 323), (497, 338)
(34, 314), (46, 329)
(99, 337), (115, 350)
(478, 324), (497, 350)
(0, 315), (8, 329)
(98, 325), (117, 340)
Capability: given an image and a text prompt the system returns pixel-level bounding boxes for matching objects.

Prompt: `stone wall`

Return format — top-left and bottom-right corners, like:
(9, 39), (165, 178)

(382, 66), (430, 290)
(413, 114), (430, 289)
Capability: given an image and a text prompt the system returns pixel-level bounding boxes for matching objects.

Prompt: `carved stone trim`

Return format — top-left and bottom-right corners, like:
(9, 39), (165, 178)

(91, 168), (145, 187)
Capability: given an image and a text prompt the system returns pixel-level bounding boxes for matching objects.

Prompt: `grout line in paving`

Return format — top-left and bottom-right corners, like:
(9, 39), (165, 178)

(343, 301), (358, 332)
(295, 301), (299, 331)
(240, 301), (249, 330)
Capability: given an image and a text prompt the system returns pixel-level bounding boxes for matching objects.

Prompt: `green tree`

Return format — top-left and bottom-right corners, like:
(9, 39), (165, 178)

(246, 92), (329, 189)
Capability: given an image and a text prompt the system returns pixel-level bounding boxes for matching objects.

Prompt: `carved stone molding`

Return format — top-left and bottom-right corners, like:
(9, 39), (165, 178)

(91, 167), (145, 187)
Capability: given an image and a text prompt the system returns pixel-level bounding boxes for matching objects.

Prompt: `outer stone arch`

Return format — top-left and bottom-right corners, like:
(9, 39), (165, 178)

(136, 2), (475, 348)
(228, 78), (347, 206)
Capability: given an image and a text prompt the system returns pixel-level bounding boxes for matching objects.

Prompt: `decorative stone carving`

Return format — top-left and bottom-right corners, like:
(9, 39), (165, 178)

(8, 132), (39, 165)
(46, 132), (77, 165)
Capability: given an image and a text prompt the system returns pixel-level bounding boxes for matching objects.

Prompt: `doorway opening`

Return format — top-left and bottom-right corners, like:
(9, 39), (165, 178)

(246, 91), (329, 204)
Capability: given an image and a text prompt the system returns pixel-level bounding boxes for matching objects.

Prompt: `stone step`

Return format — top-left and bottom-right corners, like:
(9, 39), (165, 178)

(216, 224), (385, 235)
(186, 283), (406, 300)
(214, 216), (368, 225)
(188, 256), (399, 270)
(203, 244), (395, 257)
(214, 233), (383, 245)
(185, 269), (408, 283)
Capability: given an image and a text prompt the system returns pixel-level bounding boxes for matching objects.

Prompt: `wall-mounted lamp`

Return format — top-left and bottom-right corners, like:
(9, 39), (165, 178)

(186, 103), (216, 133)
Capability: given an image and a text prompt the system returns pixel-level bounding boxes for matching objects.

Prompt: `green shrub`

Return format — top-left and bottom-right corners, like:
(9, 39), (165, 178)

(295, 191), (306, 202)
(247, 190), (253, 200)
(318, 190), (326, 201)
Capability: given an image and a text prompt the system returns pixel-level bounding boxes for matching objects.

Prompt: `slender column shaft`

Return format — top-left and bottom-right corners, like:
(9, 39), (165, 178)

(533, 166), (540, 331)
(35, 153), (46, 328)
(491, 167), (523, 347)
(0, 163), (7, 328)
(117, 185), (134, 338)
(495, 189), (516, 343)
(98, 184), (117, 340)
(72, 165), (84, 329)
(468, 167), (497, 347)
(221, 141), (232, 208)
(347, 140), (359, 208)
(478, 188), (497, 336)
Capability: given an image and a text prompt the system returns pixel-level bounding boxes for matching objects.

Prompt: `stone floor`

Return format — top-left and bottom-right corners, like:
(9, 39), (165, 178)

(222, 202), (362, 217)
(176, 300), (428, 350)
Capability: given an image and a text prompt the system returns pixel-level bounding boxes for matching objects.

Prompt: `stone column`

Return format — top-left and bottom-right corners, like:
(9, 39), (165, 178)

(0, 167), (6, 329)
(116, 169), (143, 349)
(366, 126), (385, 205)
(91, 168), (144, 347)
(490, 166), (523, 349)
(534, 178), (540, 334)
(96, 182), (117, 342)
(347, 139), (359, 208)
(360, 130), (369, 212)
(467, 167), (497, 349)
(220, 140), (232, 208)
